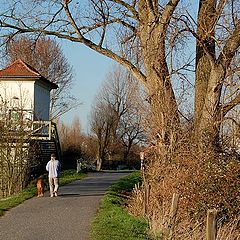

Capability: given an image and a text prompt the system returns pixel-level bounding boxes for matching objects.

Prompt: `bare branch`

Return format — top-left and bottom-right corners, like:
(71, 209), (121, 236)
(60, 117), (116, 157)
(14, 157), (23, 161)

(78, 18), (136, 36)
(146, 0), (158, 21)
(218, 19), (240, 68)
(109, 0), (139, 20)
(223, 116), (240, 128)
(160, 0), (181, 31)
(42, 4), (64, 31)
(222, 91), (240, 116)
(1, 16), (146, 86)
(63, 0), (84, 40)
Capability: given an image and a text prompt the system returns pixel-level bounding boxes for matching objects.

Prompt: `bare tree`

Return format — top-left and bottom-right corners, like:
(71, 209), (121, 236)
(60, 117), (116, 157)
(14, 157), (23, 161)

(90, 66), (144, 170)
(117, 76), (146, 162)
(0, 0), (239, 151)
(0, 0), (189, 149)
(4, 36), (77, 119)
(1, 2), (240, 230)
(90, 100), (117, 170)
(58, 116), (83, 168)
(0, 92), (36, 197)
(193, 0), (240, 151)
(59, 117), (82, 150)
(90, 68), (128, 170)
(80, 134), (98, 163)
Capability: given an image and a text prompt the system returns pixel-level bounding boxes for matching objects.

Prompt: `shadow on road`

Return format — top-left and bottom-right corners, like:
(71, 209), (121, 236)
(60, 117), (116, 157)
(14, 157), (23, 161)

(58, 193), (105, 198)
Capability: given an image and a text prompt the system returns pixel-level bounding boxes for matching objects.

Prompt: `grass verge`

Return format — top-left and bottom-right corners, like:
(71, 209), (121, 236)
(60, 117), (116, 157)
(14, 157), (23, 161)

(91, 171), (150, 240)
(0, 169), (85, 217)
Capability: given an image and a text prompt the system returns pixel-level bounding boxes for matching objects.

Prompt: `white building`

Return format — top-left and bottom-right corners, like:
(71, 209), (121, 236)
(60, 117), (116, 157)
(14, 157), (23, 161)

(0, 59), (57, 121)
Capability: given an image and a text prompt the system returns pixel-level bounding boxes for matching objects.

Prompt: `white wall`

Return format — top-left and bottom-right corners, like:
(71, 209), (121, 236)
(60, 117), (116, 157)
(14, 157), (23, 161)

(34, 82), (50, 120)
(0, 80), (51, 121)
(0, 81), (34, 120)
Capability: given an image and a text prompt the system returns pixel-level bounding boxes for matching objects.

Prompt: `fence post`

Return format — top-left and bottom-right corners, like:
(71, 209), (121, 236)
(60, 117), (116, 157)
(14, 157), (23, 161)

(168, 193), (179, 240)
(206, 209), (217, 240)
(76, 159), (82, 173)
(143, 183), (151, 216)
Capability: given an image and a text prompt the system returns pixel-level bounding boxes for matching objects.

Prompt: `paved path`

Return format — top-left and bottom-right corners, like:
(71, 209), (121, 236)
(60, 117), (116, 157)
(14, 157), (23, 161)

(0, 172), (128, 240)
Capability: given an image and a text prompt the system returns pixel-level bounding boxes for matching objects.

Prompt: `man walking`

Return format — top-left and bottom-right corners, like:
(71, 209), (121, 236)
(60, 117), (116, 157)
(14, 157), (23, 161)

(46, 153), (61, 197)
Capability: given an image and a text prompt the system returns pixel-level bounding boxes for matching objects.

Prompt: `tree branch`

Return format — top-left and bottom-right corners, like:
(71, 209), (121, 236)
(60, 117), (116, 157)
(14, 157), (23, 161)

(63, 0), (84, 40)
(159, 0), (180, 31)
(222, 91), (240, 116)
(223, 116), (240, 128)
(63, 1), (146, 84)
(218, 19), (240, 68)
(109, 0), (139, 20)
(1, 19), (146, 85)
(146, 0), (158, 21)
(79, 18), (136, 36)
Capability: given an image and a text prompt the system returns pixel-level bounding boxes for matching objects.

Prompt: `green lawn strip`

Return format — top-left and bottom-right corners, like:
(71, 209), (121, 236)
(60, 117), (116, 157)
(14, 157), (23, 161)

(91, 171), (151, 240)
(0, 169), (86, 217)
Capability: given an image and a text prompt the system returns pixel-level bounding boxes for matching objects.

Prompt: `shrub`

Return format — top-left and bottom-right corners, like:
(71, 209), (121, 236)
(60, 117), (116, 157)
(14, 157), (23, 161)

(128, 146), (240, 239)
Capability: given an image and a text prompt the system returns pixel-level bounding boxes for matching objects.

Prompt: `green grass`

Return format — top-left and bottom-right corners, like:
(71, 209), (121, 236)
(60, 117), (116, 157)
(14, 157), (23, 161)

(91, 171), (151, 240)
(0, 169), (86, 217)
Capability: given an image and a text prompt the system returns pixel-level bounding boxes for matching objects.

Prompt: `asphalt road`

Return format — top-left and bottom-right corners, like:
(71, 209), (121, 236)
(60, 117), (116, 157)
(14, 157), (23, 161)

(0, 172), (128, 240)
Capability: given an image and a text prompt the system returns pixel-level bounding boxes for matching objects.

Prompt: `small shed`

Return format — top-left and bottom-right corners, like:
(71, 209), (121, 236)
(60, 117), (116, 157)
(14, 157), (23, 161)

(0, 59), (58, 121)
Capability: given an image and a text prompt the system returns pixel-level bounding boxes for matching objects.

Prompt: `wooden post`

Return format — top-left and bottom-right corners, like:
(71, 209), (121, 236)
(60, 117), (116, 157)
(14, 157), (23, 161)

(144, 183), (150, 216)
(143, 183), (147, 215)
(206, 209), (217, 240)
(142, 163), (146, 216)
(76, 159), (82, 173)
(140, 151), (145, 170)
(48, 121), (52, 140)
(168, 193), (179, 239)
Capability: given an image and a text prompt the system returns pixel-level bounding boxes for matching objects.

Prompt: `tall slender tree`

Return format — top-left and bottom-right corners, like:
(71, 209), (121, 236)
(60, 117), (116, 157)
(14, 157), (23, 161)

(90, 66), (144, 170)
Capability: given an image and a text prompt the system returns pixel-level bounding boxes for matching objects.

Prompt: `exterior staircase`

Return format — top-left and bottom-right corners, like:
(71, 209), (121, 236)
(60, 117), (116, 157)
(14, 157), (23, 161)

(39, 140), (58, 163)
(29, 121), (62, 175)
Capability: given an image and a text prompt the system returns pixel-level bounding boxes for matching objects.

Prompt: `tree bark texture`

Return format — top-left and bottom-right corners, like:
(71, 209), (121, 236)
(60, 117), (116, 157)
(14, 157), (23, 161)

(194, 0), (240, 151)
(138, 0), (180, 151)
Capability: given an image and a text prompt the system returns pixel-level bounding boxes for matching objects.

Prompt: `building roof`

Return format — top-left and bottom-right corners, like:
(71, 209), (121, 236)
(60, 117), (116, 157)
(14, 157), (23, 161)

(0, 59), (58, 89)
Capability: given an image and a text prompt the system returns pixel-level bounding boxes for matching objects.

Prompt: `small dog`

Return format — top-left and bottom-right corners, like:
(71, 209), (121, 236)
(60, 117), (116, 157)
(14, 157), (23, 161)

(37, 178), (44, 197)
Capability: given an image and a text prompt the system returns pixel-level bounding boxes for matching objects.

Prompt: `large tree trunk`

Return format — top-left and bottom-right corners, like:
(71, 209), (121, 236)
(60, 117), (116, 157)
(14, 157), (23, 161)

(194, 0), (221, 151)
(196, 66), (225, 150)
(194, 0), (240, 151)
(138, 0), (180, 151)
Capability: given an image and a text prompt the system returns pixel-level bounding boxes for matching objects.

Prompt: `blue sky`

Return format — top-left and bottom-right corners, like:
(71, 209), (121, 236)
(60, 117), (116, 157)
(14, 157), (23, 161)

(59, 40), (114, 133)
